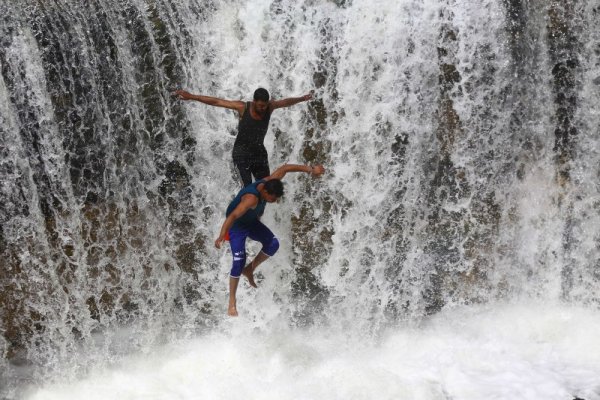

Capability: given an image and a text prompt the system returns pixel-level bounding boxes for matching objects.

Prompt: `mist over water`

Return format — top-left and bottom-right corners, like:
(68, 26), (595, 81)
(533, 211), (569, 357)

(1, 0), (600, 398)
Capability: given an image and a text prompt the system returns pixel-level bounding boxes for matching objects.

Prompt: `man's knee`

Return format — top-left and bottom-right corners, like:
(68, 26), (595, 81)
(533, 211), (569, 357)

(262, 237), (279, 257)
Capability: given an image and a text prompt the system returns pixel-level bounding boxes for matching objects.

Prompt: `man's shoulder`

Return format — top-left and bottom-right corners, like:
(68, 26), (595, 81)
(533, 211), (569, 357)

(240, 192), (260, 205)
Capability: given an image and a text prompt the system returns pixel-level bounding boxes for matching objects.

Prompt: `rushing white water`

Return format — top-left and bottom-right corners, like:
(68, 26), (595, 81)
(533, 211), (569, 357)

(25, 304), (600, 400)
(1, 0), (600, 398)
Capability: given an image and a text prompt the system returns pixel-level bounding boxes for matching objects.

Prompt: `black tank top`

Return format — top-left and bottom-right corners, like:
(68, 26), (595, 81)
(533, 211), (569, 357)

(232, 102), (271, 161)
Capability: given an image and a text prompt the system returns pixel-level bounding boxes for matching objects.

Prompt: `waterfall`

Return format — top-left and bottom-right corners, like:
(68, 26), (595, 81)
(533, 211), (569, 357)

(1, 0), (599, 398)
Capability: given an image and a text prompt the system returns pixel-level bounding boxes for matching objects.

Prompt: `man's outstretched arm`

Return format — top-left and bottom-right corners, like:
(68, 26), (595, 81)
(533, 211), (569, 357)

(173, 89), (245, 114)
(269, 92), (313, 110)
(267, 164), (325, 181)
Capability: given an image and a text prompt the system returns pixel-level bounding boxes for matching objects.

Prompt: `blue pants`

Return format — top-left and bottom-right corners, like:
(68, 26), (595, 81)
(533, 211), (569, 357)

(229, 221), (279, 278)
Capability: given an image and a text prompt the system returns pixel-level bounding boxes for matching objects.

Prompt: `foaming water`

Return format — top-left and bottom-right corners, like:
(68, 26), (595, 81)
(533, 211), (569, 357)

(24, 303), (600, 400)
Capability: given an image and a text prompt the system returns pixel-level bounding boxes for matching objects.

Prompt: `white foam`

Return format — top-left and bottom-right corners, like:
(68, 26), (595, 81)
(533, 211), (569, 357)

(26, 303), (600, 400)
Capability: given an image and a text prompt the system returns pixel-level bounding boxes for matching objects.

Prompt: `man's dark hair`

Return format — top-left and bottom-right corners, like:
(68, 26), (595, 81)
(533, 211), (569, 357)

(264, 179), (284, 197)
(253, 88), (270, 102)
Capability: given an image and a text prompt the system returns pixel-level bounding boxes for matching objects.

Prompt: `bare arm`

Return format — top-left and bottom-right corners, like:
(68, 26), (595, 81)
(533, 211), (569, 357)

(174, 90), (245, 114)
(269, 92), (313, 110)
(214, 194), (259, 249)
(266, 164), (325, 181)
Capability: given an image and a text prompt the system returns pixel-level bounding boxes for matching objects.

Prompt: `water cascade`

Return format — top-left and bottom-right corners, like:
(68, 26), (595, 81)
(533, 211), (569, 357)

(1, 0), (599, 398)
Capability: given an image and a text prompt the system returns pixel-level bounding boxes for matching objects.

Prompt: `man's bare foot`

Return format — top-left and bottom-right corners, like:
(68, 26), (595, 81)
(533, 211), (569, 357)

(242, 264), (257, 288)
(228, 305), (238, 317)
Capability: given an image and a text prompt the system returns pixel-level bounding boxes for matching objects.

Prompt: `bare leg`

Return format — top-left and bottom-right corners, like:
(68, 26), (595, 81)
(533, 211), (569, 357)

(242, 251), (270, 288)
(228, 276), (240, 316)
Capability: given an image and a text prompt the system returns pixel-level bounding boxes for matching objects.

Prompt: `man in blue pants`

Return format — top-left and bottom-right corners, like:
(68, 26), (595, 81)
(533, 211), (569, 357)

(215, 163), (325, 316)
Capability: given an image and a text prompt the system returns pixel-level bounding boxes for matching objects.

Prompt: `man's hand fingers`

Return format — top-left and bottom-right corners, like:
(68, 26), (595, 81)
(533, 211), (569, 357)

(173, 90), (189, 99)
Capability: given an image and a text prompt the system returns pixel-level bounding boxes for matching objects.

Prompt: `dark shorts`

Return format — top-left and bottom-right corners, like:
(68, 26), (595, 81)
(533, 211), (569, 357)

(228, 221), (279, 278)
(233, 157), (270, 187)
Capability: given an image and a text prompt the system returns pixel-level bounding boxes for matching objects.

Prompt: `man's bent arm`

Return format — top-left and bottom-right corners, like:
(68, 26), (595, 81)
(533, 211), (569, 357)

(174, 90), (245, 114)
(267, 164), (325, 181)
(214, 195), (258, 249)
(270, 92), (313, 110)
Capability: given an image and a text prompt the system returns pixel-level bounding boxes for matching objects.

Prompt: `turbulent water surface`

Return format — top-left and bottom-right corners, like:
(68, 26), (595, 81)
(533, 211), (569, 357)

(1, 0), (600, 399)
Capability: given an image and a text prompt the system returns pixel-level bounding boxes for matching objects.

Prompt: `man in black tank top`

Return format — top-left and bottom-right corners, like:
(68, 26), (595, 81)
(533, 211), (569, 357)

(174, 87), (312, 186)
